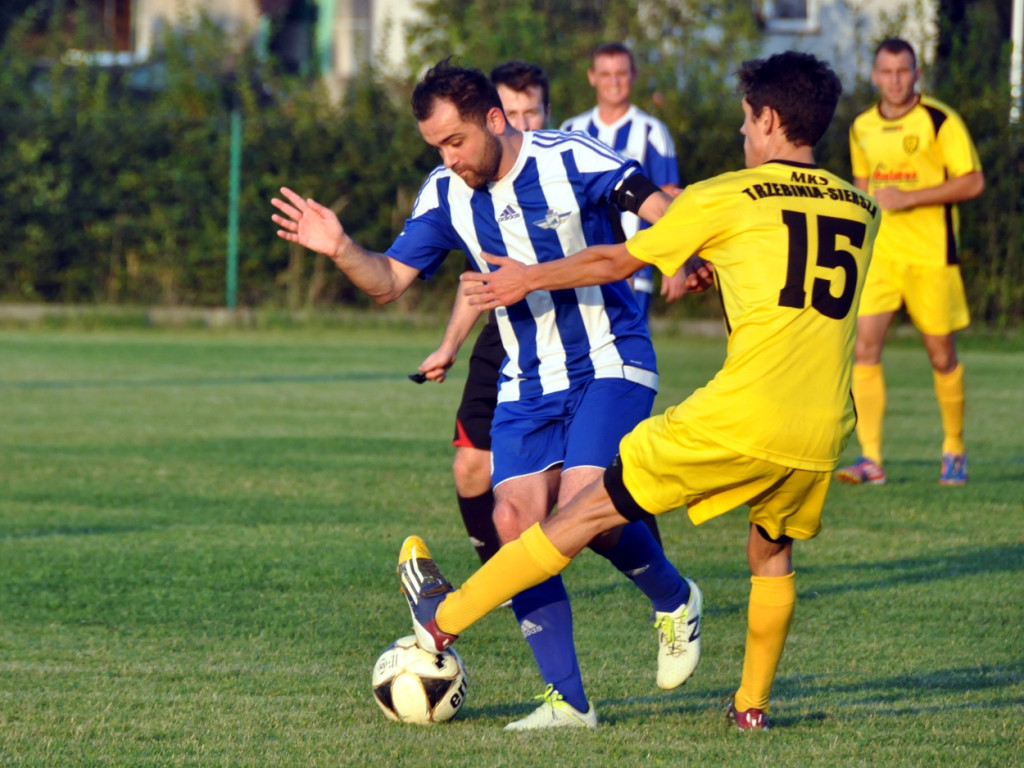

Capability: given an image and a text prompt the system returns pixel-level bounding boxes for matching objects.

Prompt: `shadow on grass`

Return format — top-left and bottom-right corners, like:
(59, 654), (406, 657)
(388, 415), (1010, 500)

(801, 542), (1024, 599)
(466, 660), (1024, 728)
(575, 543), (1023, 619)
(1, 371), (403, 390)
(456, 690), (712, 727)
(774, 659), (1024, 723)
(1, 523), (164, 540)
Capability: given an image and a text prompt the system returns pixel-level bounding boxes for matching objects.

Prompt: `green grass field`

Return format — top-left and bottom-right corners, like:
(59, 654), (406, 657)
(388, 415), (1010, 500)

(1, 324), (1022, 767)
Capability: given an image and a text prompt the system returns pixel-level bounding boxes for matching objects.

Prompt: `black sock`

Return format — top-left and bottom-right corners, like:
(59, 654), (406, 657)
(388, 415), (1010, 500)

(456, 490), (499, 563)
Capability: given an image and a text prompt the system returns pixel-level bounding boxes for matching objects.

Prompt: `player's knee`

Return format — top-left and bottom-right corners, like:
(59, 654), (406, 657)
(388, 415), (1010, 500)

(491, 504), (517, 542)
(491, 500), (534, 543)
(854, 337), (884, 365)
(452, 449), (491, 497)
(854, 317), (890, 363)
(747, 524), (793, 575)
(928, 348), (959, 374)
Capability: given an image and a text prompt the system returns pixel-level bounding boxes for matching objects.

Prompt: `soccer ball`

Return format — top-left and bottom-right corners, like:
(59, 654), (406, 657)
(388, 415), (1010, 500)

(372, 635), (468, 724)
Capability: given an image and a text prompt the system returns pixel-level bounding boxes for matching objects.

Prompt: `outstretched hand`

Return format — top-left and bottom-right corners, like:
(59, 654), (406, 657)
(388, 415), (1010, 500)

(461, 253), (531, 309)
(271, 187), (344, 258)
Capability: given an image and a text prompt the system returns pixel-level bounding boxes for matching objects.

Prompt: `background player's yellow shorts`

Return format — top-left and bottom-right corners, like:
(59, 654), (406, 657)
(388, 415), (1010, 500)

(857, 254), (970, 335)
(619, 416), (832, 541)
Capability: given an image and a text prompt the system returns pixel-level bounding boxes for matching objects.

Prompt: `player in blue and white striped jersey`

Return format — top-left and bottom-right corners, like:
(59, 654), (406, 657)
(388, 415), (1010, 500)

(389, 127), (657, 404)
(272, 59), (703, 730)
(561, 42), (689, 318)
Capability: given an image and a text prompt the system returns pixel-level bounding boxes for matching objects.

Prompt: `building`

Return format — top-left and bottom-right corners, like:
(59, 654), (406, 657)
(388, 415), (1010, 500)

(758, 0), (937, 80)
(56, 0), (935, 90)
(60, 0), (420, 98)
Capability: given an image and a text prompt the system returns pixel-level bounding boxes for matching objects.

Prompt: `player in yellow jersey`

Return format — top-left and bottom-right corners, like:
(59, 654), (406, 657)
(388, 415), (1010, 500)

(396, 51), (879, 732)
(837, 38), (984, 487)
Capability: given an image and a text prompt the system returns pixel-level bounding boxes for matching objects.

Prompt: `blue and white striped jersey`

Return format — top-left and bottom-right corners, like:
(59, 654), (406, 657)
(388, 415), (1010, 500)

(560, 104), (679, 244)
(386, 129), (658, 402)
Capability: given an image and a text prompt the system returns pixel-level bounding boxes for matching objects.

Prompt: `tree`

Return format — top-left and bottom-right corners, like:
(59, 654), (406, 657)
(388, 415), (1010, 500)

(404, 0), (762, 184)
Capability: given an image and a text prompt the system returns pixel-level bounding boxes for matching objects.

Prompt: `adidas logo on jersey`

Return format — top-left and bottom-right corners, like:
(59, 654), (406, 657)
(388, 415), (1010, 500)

(520, 619), (543, 638)
(497, 205), (521, 223)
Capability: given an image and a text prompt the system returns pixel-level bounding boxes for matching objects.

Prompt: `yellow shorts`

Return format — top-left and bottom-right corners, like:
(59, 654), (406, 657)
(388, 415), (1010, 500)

(857, 255), (970, 335)
(617, 415), (832, 541)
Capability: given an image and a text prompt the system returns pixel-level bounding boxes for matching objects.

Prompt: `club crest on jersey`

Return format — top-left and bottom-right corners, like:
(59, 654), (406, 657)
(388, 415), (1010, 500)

(903, 135), (919, 154)
(497, 205), (521, 223)
(533, 208), (571, 230)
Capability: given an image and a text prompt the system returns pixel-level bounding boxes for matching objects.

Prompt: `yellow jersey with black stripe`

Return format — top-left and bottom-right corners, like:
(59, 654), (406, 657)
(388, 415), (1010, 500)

(626, 160), (881, 471)
(849, 95), (981, 267)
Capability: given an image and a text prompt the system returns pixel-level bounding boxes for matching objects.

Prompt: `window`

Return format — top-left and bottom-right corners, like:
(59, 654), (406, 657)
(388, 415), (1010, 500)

(59, 0), (135, 66)
(760, 0), (819, 34)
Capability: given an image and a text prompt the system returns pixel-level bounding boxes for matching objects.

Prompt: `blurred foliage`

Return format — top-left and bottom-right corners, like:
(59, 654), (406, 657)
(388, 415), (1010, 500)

(0, 0), (1020, 325)
(0, 5), (436, 309)
(405, 0), (761, 186)
(929, 0), (1024, 328)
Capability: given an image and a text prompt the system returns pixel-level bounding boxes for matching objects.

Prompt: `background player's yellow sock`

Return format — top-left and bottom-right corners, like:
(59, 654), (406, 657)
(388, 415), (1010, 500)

(934, 363), (965, 455)
(437, 523), (570, 635)
(852, 363), (885, 464)
(734, 572), (796, 713)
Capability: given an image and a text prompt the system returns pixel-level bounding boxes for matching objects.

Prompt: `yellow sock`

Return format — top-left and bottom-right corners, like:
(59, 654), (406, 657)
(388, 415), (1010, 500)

(934, 364), (965, 455)
(436, 523), (570, 636)
(734, 572), (796, 713)
(852, 363), (885, 464)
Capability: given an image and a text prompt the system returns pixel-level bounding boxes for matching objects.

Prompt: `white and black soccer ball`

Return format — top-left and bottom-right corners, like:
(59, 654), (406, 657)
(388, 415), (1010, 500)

(372, 635), (468, 724)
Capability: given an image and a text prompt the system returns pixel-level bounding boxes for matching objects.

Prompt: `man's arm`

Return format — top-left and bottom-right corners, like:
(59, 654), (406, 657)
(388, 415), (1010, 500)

(271, 187), (419, 304)
(417, 278), (485, 383)
(867, 171), (985, 212)
(608, 172), (675, 227)
(462, 245), (644, 309)
(655, 183), (688, 301)
(637, 188), (674, 225)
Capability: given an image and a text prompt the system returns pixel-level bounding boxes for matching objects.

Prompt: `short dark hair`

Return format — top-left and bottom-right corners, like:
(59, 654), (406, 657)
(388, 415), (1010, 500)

(874, 37), (917, 68)
(737, 51), (842, 148)
(591, 42), (635, 72)
(490, 60), (550, 109)
(411, 57), (502, 126)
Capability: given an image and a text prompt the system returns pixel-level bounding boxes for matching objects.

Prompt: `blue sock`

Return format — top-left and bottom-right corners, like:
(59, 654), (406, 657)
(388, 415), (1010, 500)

(511, 576), (589, 713)
(592, 520), (690, 613)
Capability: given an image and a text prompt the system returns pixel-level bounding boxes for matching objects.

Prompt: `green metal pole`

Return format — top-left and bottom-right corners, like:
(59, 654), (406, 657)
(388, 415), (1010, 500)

(315, 0), (336, 76)
(226, 107), (241, 310)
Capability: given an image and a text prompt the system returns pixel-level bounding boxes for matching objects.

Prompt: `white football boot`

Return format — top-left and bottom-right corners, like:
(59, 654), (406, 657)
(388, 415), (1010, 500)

(504, 685), (597, 731)
(653, 578), (703, 690)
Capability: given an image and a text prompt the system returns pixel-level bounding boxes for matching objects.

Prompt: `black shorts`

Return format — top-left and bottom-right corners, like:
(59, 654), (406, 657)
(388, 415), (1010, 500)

(453, 314), (504, 450)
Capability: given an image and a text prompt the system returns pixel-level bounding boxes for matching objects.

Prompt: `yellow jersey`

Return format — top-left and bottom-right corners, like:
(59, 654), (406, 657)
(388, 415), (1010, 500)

(849, 95), (981, 267)
(626, 160), (881, 471)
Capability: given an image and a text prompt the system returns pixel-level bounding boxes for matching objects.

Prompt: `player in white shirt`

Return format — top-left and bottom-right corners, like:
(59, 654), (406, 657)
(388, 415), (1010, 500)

(561, 42), (688, 317)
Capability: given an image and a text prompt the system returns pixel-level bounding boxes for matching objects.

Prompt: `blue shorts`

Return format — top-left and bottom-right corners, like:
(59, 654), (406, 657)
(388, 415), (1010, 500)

(489, 378), (656, 487)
